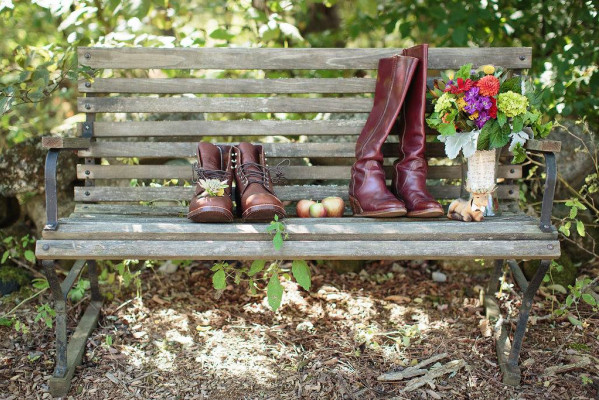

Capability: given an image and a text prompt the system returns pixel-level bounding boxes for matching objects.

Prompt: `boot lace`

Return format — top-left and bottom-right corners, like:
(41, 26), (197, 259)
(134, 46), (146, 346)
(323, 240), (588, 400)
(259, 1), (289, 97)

(191, 162), (231, 184)
(237, 159), (289, 193)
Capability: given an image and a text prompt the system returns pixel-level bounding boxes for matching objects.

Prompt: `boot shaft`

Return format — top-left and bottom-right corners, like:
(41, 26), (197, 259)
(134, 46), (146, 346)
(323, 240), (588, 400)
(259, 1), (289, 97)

(355, 55), (418, 163)
(193, 143), (234, 196)
(395, 44), (428, 164)
(234, 142), (276, 198)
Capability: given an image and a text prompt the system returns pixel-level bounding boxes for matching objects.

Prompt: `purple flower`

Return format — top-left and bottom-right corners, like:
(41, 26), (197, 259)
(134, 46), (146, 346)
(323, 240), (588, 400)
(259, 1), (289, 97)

(463, 87), (482, 114)
(479, 96), (492, 110)
(475, 110), (491, 128)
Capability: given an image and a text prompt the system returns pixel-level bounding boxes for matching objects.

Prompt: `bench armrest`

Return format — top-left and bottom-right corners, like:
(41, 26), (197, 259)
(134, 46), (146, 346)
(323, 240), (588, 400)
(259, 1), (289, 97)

(42, 136), (91, 150)
(523, 139), (561, 153)
(539, 152), (557, 233)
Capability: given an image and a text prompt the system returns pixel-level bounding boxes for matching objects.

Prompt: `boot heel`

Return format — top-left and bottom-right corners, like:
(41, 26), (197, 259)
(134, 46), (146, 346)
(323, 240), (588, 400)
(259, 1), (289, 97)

(349, 196), (363, 215)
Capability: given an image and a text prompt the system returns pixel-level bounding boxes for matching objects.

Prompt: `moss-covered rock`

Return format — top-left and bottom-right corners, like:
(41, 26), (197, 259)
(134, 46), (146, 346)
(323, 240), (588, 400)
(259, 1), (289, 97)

(0, 266), (31, 295)
(523, 253), (577, 288)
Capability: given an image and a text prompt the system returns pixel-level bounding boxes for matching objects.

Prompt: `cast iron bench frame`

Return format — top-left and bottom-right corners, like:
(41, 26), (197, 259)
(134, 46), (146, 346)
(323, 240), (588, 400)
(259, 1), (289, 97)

(36, 46), (560, 397)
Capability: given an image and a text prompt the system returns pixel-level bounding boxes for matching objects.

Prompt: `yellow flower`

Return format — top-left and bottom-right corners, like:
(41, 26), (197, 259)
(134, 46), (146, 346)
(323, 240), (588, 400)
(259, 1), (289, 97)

(447, 71), (455, 80)
(482, 65), (495, 75)
(457, 97), (467, 111)
(216, 188), (225, 197)
(468, 111), (479, 120)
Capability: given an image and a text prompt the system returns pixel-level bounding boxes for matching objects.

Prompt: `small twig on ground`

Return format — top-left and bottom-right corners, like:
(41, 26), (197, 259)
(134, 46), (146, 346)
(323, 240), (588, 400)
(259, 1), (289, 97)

(2, 288), (47, 317)
(544, 357), (591, 376)
(378, 353), (449, 382)
(402, 359), (466, 392)
(10, 259), (45, 279)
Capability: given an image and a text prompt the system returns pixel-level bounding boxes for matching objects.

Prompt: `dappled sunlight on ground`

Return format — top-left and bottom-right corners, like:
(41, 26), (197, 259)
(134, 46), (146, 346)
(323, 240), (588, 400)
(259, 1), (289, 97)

(1, 260), (598, 399)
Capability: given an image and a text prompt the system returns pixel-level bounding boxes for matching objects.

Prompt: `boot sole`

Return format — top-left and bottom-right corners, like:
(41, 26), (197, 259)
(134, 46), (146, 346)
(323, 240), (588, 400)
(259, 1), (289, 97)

(242, 204), (287, 222)
(349, 196), (407, 218)
(187, 207), (234, 223)
(406, 208), (444, 218)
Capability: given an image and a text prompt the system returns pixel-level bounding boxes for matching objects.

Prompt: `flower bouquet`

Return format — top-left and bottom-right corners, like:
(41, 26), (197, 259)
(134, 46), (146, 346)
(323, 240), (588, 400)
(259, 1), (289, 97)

(426, 63), (552, 215)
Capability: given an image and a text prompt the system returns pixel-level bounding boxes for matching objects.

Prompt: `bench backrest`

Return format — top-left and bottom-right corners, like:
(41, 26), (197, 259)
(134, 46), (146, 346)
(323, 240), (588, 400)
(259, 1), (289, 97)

(75, 47), (532, 214)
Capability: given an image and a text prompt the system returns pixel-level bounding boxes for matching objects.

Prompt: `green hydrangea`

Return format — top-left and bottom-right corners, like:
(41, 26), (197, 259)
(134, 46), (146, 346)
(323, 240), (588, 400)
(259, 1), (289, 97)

(434, 92), (455, 113)
(497, 91), (529, 117)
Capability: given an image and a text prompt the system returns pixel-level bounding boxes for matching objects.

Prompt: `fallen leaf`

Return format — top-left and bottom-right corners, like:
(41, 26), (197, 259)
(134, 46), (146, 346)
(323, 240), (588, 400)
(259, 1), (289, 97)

(479, 318), (492, 337)
(384, 295), (411, 304)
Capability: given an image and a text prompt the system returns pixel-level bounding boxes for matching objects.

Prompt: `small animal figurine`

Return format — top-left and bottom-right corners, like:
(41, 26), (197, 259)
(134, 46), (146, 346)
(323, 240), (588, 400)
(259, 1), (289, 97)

(447, 193), (488, 222)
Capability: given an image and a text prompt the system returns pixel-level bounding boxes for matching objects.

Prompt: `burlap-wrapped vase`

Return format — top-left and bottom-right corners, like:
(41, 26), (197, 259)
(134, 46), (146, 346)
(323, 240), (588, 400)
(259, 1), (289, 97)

(465, 149), (500, 216)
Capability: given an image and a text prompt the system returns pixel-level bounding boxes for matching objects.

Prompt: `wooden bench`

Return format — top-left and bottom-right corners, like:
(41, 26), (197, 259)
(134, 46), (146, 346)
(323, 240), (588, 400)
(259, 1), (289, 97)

(36, 47), (560, 396)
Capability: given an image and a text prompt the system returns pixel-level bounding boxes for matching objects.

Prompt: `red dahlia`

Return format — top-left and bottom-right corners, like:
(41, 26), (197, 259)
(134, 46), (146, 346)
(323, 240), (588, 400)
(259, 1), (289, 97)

(477, 75), (500, 97)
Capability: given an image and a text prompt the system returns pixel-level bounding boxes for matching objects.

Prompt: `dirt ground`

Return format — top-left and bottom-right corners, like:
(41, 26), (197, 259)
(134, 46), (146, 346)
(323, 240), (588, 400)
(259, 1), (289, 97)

(1, 260), (598, 400)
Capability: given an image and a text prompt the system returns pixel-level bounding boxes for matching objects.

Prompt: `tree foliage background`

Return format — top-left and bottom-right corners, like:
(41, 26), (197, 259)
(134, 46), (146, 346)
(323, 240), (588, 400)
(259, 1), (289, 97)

(0, 0), (597, 150)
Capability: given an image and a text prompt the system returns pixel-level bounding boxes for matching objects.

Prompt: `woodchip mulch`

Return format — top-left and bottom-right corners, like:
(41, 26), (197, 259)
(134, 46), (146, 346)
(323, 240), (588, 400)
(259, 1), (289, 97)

(1, 260), (597, 399)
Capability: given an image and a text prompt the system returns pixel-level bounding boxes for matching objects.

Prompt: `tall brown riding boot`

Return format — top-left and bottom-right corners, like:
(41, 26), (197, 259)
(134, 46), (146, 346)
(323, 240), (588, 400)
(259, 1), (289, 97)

(349, 55), (418, 217)
(391, 44), (444, 218)
(234, 142), (286, 222)
(188, 143), (235, 222)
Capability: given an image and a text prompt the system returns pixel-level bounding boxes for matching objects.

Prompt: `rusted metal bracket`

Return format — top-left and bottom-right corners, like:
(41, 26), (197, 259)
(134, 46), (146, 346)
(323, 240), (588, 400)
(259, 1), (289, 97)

(539, 152), (557, 233)
(42, 259), (103, 397)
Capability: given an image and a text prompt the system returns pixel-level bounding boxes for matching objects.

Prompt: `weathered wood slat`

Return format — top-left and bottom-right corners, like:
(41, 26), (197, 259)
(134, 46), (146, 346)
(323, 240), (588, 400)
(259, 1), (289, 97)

(42, 137), (91, 150)
(73, 184), (520, 202)
(78, 47), (533, 70)
(87, 120), (367, 137)
(79, 78), (377, 94)
(68, 204), (540, 220)
(66, 209), (540, 224)
(77, 140), (560, 158)
(35, 239), (559, 260)
(77, 97), (373, 113)
(77, 141), (439, 158)
(77, 164), (522, 180)
(43, 217), (556, 241)
(524, 139), (561, 153)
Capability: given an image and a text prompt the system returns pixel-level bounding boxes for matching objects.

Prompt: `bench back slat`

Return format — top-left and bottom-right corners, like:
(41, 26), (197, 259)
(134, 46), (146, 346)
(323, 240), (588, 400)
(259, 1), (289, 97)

(79, 78), (378, 94)
(84, 120), (367, 137)
(76, 164), (522, 181)
(74, 46), (531, 208)
(78, 96), (374, 113)
(78, 47), (532, 69)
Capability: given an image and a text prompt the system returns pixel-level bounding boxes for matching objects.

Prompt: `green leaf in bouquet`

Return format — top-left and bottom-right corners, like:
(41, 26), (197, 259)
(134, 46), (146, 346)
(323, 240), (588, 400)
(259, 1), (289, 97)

(477, 127), (490, 150)
(511, 142), (526, 164)
(486, 120), (510, 149)
(512, 115), (524, 133)
(456, 63), (472, 80)
(524, 110), (539, 124)
(497, 111), (507, 127)
(437, 122), (456, 136)
(499, 76), (521, 94)
(534, 121), (553, 138)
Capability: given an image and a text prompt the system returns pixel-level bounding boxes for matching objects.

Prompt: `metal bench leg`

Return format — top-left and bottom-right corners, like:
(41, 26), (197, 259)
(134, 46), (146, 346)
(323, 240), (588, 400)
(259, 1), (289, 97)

(501, 259), (550, 386)
(42, 260), (103, 397)
(484, 259), (504, 320)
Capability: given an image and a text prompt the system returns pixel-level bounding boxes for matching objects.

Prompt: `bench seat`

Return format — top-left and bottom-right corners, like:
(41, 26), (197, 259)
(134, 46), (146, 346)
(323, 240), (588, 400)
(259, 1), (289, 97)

(37, 211), (559, 260)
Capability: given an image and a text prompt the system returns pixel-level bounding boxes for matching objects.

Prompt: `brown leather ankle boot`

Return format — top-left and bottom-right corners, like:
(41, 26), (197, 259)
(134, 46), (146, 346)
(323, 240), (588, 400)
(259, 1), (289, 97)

(349, 55), (417, 217)
(188, 143), (234, 222)
(234, 142), (286, 222)
(391, 44), (444, 218)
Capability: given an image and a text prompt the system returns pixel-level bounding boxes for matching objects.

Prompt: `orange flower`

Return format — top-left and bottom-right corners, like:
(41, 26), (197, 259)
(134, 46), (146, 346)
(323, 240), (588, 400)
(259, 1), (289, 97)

(476, 75), (500, 97)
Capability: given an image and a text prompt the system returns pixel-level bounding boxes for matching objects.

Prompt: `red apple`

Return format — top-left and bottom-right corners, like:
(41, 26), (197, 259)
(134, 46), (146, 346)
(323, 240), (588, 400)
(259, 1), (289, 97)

(321, 196), (345, 217)
(309, 202), (327, 218)
(296, 199), (316, 218)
